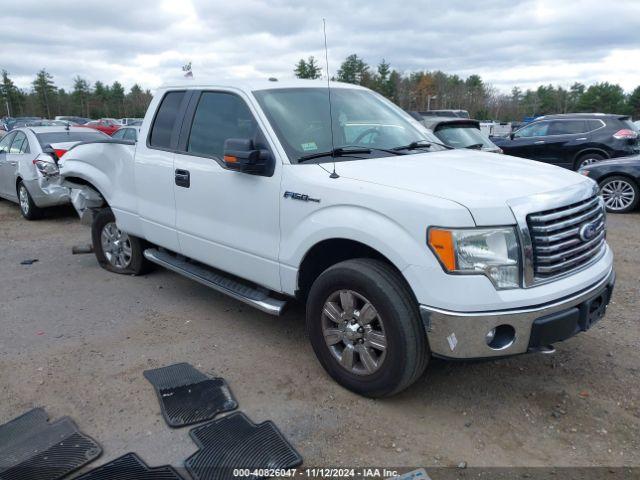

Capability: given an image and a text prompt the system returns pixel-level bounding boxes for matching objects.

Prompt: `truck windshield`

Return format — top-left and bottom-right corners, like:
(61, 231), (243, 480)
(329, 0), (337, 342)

(253, 87), (443, 164)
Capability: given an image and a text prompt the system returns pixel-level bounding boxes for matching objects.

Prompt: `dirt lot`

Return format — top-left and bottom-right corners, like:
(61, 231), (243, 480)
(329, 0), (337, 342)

(0, 200), (638, 474)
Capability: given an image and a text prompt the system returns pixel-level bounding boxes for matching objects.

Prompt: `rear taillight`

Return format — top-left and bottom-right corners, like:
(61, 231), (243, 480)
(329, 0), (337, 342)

(613, 129), (638, 140)
(33, 156), (60, 176)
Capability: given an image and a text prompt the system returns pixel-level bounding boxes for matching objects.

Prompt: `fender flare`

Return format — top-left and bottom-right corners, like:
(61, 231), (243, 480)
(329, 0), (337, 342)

(573, 147), (609, 163)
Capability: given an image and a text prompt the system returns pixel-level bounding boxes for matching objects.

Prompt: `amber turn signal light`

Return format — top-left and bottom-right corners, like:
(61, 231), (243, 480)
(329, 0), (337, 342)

(428, 229), (456, 271)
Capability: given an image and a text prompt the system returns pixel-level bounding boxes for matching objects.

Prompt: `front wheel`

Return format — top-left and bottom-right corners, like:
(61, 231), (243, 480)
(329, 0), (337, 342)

(599, 176), (639, 213)
(306, 259), (428, 397)
(91, 208), (151, 274)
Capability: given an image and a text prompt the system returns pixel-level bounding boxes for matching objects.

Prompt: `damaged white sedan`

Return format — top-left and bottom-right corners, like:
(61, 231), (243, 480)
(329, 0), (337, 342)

(0, 126), (108, 219)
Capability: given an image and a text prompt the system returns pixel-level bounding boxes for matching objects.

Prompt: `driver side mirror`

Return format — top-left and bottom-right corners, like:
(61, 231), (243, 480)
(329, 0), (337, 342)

(509, 132), (516, 140)
(223, 138), (273, 176)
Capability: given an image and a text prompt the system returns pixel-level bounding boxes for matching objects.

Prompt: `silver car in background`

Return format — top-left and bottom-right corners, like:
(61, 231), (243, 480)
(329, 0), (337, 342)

(111, 126), (140, 141)
(0, 126), (108, 219)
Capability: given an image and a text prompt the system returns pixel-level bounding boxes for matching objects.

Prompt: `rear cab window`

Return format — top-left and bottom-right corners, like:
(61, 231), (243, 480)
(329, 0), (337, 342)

(149, 90), (186, 149)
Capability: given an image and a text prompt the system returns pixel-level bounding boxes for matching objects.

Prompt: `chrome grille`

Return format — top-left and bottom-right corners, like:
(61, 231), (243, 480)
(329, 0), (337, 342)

(527, 195), (606, 281)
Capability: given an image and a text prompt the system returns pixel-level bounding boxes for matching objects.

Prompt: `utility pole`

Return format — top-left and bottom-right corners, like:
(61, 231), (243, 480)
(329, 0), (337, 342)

(4, 98), (10, 117)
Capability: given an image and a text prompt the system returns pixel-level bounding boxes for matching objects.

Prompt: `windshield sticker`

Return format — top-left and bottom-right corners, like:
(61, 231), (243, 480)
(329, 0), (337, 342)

(301, 142), (318, 151)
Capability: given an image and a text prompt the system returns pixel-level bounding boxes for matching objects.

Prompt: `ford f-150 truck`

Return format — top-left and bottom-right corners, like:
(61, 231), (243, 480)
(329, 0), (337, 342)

(53, 79), (615, 397)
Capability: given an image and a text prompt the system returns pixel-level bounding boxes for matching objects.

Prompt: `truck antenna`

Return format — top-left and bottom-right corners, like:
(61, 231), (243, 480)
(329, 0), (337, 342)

(323, 18), (339, 179)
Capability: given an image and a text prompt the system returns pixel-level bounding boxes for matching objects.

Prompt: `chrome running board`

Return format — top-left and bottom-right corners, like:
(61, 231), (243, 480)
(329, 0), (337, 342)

(143, 248), (287, 316)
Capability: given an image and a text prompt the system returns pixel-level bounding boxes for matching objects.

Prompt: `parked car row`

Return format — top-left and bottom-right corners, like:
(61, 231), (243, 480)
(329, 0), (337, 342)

(493, 113), (640, 170)
(2, 116), (143, 133)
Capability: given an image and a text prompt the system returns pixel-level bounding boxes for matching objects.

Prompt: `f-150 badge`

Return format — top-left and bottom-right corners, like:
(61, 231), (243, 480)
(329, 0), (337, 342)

(283, 191), (320, 203)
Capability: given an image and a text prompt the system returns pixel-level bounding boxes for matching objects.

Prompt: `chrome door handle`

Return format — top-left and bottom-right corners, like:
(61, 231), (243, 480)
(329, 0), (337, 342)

(8, 161), (17, 165)
(534, 140), (545, 144)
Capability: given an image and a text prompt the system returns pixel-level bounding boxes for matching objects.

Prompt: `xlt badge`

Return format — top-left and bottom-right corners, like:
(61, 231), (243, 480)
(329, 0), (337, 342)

(283, 191), (320, 203)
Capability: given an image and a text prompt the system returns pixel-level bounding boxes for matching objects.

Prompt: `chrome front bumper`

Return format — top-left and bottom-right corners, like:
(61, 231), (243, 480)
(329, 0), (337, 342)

(420, 268), (615, 359)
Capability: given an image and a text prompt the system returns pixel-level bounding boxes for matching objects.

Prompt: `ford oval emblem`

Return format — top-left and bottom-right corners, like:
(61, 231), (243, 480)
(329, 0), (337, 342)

(579, 222), (598, 242)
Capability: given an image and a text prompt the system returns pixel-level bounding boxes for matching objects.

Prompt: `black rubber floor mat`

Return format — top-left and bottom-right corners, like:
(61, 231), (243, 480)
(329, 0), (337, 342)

(0, 408), (49, 449)
(75, 452), (184, 480)
(185, 412), (303, 480)
(0, 408), (101, 480)
(143, 363), (238, 428)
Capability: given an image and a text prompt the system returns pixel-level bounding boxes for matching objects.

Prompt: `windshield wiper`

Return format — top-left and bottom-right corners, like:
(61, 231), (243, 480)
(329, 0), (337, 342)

(297, 146), (404, 163)
(465, 143), (484, 150)
(392, 140), (455, 151)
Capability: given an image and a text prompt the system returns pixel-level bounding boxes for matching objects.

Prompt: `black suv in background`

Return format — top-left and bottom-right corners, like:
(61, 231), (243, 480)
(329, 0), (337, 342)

(492, 113), (639, 170)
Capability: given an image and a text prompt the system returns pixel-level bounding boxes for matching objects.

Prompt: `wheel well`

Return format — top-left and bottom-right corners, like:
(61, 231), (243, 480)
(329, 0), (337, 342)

(15, 177), (22, 192)
(574, 148), (609, 162)
(598, 172), (638, 187)
(296, 238), (400, 300)
(63, 176), (108, 207)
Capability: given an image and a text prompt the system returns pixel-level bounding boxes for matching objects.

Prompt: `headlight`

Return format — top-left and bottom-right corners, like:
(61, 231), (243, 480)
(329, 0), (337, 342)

(428, 227), (521, 289)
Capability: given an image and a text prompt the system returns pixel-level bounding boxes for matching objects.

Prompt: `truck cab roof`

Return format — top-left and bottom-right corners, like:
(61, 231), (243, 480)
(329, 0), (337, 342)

(158, 78), (367, 93)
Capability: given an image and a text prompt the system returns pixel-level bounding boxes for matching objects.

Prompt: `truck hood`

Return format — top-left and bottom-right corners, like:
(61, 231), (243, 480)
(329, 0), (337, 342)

(334, 150), (592, 225)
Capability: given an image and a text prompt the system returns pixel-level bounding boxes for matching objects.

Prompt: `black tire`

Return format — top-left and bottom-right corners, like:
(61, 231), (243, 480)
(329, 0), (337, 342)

(599, 175), (639, 213)
(91, 208), (151, 275)
(306, 258), (429, 398)
(17, 180), (44, 220)
(575, 153), (605, 170)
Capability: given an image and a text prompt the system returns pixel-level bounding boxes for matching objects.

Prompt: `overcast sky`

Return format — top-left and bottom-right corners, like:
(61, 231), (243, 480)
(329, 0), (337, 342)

(2, 0), (640, 94)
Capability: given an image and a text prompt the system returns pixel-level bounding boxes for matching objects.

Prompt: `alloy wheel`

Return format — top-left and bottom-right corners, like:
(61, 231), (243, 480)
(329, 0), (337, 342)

(100, 222), (132, 269)
(601, 179), (636, 212)
(321, 289), (387, 376)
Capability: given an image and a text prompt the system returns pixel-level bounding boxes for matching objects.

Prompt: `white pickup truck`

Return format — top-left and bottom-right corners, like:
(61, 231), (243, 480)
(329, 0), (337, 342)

(54, 79), (615, 397)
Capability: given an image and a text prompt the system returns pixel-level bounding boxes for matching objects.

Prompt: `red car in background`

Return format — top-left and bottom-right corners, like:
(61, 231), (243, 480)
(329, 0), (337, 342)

(83, 118), (121, 135)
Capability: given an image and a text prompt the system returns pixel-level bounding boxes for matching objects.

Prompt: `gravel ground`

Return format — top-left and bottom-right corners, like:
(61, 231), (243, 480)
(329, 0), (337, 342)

(0, 200), (638, 475)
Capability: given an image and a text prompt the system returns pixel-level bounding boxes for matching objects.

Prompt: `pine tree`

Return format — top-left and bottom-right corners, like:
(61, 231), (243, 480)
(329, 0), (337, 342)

(1, 70), (25, 117)
(111, 81), (125, 117)
(72, 76), (91, 117)
(336, 54), (369, 85)
(627, 86), (640, 119)
(32, 69), (57, 118)
(294, 56), (322, 79)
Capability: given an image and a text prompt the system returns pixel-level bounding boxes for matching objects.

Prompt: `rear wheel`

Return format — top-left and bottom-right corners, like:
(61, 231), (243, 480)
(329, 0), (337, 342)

(599, 176), (639, 213)
(306, 258), (428, 397)
(91, 208), (150, 274)
(17, 181), (43, 220)
(575, 153), (605, 170)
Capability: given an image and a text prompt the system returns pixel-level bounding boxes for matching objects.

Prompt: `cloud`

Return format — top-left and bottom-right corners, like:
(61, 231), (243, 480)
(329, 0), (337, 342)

(1, 0), (639, 93)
